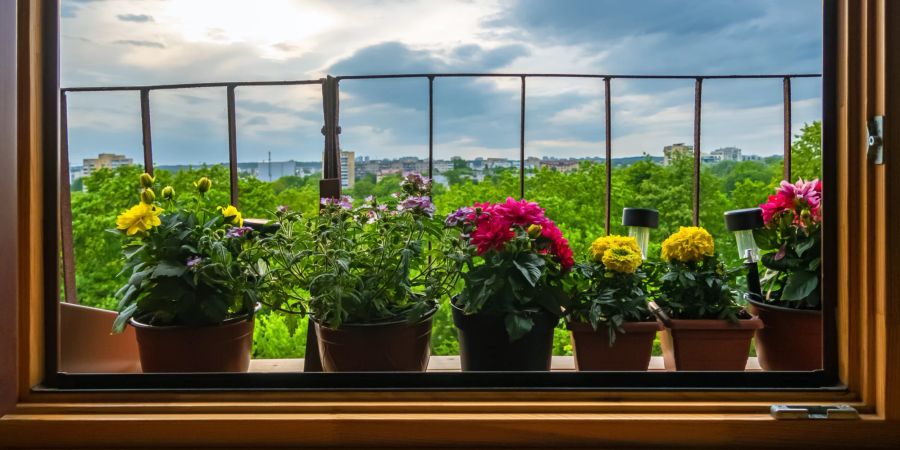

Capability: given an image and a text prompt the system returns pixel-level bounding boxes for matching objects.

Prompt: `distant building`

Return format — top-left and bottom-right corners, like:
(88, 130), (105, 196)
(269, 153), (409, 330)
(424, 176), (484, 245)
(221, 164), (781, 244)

(257, 160), (297, 182)
(82, 153), (134, 177)
(525, 156), (542, 170)
(700, 154), (721, 164)
(340, 151), (356, 188)
(742, 154), (763, 161)
(711, 147), (742, 162)
(663, 143), (693, 165)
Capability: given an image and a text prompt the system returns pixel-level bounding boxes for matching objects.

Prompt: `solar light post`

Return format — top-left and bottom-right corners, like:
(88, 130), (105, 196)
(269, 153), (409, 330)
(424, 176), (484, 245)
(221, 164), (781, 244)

(622, 208), (659, 259)
(724, 207), (765, 297)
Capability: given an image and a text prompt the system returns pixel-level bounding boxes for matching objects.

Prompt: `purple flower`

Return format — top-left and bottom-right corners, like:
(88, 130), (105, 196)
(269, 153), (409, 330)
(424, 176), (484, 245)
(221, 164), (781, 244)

(186, 256), (202, 269)
(226, 226), (253, 239)
(398, 196), (435, 217)
(364, 195), (375, 204)
(400, 172), (433, 197)
(377, 204), (389, 212)
(320, 195), (353, 209)
(445, 206), (474, 227)
(276, 205), (289, 214)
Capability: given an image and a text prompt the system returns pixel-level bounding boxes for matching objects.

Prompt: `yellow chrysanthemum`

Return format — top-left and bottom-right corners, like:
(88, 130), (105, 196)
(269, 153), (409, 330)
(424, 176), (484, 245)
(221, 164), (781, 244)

(590, 235), (641, 263)
(116, 203), (163, 236)
(601, 246), (642, 273)
(661, 226), (715, 263)
(218, 205), (243, 227)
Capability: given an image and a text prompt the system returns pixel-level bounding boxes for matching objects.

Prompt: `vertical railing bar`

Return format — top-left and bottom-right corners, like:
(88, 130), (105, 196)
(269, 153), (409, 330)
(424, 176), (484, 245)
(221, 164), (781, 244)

(692, 78), (703, 226)
(226, 85), (239, 207)
(519, 76), (526, 199)
(428, 76), (434, 179)
(59, 91), (78, 304)
(139, 89), (153, 175)
(604, 77), (612, 236)
(783, 76), (792, 182)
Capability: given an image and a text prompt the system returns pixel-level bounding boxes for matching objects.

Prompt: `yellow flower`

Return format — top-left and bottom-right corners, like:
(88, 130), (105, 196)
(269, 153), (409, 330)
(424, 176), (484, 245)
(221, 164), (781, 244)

(602, 246), (642, 273)
(527, 224), (543, 238)
(661, 226), (715, 263)
(590, 235), (640, 263)
(161, 186), (175, 200)
(116, 203), (163, 236)
(218, 205), (243, 227)
(194, 177), (212, 194)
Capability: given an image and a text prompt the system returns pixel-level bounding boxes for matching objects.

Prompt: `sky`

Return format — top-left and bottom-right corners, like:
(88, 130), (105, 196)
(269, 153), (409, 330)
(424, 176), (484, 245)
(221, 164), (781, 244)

(60, 0), (823, 166)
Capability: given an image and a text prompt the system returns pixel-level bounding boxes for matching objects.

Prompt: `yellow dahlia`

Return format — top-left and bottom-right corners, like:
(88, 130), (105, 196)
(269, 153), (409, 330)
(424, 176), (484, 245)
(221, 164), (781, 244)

(116, 203), (163, 236)
(590, 235), (640, 263)
(601, 246), (642, 273)
(218, 205), (243, 227)
(661, 226), (714, 263)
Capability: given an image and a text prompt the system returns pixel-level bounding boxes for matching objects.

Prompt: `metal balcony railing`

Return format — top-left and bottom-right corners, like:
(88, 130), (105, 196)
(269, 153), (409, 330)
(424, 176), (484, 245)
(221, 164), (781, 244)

(58, 72), (821, 305)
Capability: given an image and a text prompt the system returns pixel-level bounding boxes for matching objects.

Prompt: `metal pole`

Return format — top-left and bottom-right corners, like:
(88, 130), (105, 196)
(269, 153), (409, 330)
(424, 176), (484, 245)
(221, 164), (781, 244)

(519, 76), (526, 199)
(226, 86), (239, 206)
(428, 76), (434, 179)
(59, 92), (77, 304)
(604, 77), (612, 235)
(783, 77), (792, 181)
(692, 78), (703, 226)
(139, 89), (153, 174)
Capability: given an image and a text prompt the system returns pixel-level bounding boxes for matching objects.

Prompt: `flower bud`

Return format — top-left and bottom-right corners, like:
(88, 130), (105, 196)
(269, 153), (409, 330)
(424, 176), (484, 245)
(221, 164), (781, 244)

(195, 177), (212, 194)
(140, 188), (156, 204)
(527, 224), (543, 238)
(161, 186), (175, 200)
(139, 173), (155, 188)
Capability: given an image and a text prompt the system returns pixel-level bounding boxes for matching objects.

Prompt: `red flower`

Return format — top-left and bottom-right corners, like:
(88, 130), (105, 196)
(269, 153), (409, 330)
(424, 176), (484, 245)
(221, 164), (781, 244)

(470, 214), (514, 254)
(492, 197), (549, 227)
(540, 221), (574, 272)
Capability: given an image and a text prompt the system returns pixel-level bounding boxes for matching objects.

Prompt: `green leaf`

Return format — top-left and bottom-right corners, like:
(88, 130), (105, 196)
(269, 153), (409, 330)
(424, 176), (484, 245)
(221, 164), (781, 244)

(112, 303), (137, 334)
(795, 236), (817, 257)
(781, 270), (819, 301)
(504, 312), (534, 342)
(513, 258), (542, 287)
(151, 261), (187, 279)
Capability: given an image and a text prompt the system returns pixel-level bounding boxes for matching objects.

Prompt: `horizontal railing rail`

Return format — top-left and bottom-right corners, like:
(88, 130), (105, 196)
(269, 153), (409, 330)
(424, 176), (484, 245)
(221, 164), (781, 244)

(58, 72), (822, 307)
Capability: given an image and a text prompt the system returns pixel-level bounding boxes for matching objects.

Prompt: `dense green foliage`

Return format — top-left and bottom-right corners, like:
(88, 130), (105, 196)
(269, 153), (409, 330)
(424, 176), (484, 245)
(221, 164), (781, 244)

(68, 122), (822, 358)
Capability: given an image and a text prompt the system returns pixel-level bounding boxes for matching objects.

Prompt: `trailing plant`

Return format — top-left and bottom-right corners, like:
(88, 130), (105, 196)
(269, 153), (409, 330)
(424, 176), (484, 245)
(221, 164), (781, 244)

(566, 235), (651, 344)
(264, 173), (458, 328)
(444, 198), (574, 341)
(112, 173), (265, 332)
(653, 226), (742, 321)
(754, 178), (822, 309)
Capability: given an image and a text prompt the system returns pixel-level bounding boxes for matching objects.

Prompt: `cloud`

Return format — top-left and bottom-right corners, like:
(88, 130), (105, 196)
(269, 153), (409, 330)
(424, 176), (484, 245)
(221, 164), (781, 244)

(114, 40), (166, 49)
(116, 14), (154, 23)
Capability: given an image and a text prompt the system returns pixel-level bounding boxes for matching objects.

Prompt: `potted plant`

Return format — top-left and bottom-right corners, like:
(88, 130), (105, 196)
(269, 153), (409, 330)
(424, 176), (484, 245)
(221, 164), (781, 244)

(264, 173), (456, 372)
(444, 198), (574, 371)
(750, 178), (823, 370)
(112, 173), (265, 373)
(654, 226), (762, 371)
(566, 235), (661, 371)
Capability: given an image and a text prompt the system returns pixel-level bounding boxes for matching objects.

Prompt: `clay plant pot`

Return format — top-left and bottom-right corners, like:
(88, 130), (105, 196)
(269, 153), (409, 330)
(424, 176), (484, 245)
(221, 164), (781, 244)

(452, 301), (559, 371)
(314, 308), (436, 372)
(661, 318), (763, 371)
(130, 311), (255, 373)
(568, 321), (663, 371)
(748, 297), (822, 371)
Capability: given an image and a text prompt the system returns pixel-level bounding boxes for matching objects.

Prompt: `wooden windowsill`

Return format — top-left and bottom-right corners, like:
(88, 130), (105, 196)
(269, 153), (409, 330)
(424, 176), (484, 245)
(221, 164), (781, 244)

(248, 356), (763, 372)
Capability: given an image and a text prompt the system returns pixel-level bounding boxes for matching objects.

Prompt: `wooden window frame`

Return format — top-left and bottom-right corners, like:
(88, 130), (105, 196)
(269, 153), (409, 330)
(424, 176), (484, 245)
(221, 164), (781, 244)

(1, 0), (899, 447)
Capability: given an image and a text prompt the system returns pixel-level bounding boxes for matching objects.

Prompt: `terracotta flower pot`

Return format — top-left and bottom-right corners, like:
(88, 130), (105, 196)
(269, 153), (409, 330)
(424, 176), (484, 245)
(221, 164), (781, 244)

(314, 308), (436, 372)
(568, 321), (662, 371)
(130, 312), (255, 373)
(748, 297), (822, 371)
(452, 302), (559, 371)
(661, 318), (762, 371)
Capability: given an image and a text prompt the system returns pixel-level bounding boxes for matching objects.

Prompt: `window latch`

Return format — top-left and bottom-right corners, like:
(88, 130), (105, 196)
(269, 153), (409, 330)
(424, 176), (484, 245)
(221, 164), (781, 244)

(770, 405), (860, 420)
(867, 116), (884, 165)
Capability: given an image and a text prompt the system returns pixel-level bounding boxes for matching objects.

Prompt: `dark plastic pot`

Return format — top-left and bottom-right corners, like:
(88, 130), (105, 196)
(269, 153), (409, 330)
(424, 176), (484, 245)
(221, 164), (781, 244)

(314, 308), (436, 372)
(130, 310), (255, 373)
(660, 318), (763, 371)
(568, 321), (662, 371)
(451, 302), (559, 371)
(748, 297), (822, 371)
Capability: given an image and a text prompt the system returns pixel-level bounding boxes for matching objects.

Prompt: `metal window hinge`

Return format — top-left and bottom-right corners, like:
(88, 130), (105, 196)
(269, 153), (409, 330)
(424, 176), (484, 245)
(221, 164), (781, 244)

(868, 116), (884, 164)
(770, 404), (860, 420)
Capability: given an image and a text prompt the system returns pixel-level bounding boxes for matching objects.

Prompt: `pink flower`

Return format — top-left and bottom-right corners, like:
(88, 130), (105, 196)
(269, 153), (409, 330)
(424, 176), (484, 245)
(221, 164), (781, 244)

(470, 215), (515, 254)
(540, 221), (574, 271)
(492, 197), (549, 227)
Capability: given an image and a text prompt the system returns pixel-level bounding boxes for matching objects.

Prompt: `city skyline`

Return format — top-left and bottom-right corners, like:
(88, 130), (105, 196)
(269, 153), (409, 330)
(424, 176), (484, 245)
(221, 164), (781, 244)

(60, 1), (822, 166)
